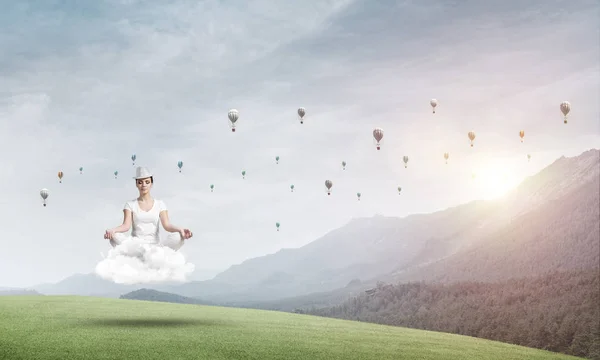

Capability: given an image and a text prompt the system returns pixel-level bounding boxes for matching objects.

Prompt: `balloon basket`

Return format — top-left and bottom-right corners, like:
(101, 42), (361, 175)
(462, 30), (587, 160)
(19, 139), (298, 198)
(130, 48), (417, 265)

(376, 146), (380, 150)
(564, 119), (567, 124)
(232, 128), (236, 132)
(43, 203), (46, 207)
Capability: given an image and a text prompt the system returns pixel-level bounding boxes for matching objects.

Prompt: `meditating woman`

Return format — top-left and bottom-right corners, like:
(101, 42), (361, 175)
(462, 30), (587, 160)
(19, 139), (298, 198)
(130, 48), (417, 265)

(103, 166), (192, 250)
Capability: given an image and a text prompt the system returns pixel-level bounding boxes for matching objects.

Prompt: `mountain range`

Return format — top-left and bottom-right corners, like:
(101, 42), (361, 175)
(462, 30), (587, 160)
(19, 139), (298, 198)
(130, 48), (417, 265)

(16, 148), (600, 307)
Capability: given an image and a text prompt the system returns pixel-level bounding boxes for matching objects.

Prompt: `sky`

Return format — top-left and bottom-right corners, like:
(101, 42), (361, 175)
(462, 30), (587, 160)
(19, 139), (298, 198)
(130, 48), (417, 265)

(0, 0), (599, 288)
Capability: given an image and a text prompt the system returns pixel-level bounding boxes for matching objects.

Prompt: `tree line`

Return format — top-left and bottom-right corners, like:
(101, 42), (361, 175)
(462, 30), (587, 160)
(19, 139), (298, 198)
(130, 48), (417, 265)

(301, 268), (599, 359)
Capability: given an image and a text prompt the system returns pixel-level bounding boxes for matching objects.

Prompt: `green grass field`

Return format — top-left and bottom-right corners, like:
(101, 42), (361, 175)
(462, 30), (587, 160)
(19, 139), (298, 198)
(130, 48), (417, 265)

(0, 296), (584, 360)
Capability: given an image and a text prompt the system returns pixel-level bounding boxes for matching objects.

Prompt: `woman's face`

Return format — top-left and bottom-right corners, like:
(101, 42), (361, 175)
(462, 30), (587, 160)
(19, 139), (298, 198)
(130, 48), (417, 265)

(136, 177), (152, 195)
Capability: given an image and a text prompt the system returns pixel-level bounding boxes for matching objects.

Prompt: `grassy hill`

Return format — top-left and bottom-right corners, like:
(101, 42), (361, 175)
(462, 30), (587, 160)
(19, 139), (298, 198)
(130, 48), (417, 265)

(0, 296), (584, 360)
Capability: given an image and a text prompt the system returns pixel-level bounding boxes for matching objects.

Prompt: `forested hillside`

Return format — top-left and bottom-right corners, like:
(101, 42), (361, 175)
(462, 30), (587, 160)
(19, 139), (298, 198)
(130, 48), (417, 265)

(304, 269), (600, 359)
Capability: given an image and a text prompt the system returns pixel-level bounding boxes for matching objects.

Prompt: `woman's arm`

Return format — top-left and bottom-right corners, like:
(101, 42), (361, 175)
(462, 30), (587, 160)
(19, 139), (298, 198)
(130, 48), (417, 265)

(110, 210), (132, 233)
(159, 210), (181, 233)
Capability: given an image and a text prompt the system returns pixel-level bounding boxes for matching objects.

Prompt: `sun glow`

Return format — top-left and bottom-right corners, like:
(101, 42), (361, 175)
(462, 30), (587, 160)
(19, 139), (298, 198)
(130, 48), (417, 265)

(471, 160), (523, 200)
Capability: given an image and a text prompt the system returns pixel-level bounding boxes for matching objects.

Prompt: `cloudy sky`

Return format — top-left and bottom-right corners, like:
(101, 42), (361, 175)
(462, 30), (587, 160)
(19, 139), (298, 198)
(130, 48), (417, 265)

(0, 0), (598, 288)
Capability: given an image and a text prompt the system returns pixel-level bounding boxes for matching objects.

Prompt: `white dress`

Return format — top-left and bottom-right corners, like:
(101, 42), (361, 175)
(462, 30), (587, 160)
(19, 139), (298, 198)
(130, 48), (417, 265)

(110, 198), (183, 250)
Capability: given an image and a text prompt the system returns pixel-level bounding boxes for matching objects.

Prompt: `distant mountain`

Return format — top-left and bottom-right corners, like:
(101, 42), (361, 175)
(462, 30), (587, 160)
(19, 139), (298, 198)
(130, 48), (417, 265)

(29, 267), (229, 298)
(32, 273), (141, 298)
(120, 288), (215, 306)
(31, 149), (600, 305)
(226, 279), (369, 312)
(188, 200), (505, 301)
(0, 289), (42, 296)
(187, 268), (224, 282)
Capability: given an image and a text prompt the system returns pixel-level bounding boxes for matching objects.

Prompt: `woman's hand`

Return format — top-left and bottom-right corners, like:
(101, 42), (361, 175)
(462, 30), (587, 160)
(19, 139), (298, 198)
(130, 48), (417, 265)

(179, 228), (193, 240)
(104, 229), (114, 240)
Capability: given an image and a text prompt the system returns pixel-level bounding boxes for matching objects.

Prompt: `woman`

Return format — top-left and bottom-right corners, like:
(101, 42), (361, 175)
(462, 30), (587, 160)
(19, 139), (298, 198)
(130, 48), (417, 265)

(103, 166), (192, 251)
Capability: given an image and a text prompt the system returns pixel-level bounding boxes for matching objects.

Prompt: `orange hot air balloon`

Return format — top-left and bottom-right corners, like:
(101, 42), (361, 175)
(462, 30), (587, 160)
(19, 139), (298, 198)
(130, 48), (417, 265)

(468, 131), (475, 147)
(519, 130), (525, 142)
(58, 171), (63, 183)
(468, 131), (476, 147)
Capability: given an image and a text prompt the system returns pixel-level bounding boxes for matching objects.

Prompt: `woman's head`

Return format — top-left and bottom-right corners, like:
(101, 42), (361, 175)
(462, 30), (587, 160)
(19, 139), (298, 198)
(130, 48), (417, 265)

(136, 176), (153, 195)
(133, 167), (154, 195)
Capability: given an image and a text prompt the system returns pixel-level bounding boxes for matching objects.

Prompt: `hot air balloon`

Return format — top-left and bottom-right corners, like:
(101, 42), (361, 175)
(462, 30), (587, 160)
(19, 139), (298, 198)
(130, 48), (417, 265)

(276, 222), (280, 231)
(178, 161), (183, 173)
(241, 170), (246, 179)
(519, 130), (525, 142)
(560, 101), (570, 124)
(114, 170), (119, 179)
(444, 153), (449, 164)
(131, 154), (136, 165)
(403, 156), (409, 168)
(275, 156), (279, 164)
(79, 167), (83, 174)
(297, 107), (306, 124)
(40, 188), (49, 207)
(468, 131), (476, 147)
(228, 109), (239, 132)
(357, 192), (361, 201)
(373, 127), (384, 150)
(210, 184), (214, 192)
(430, 99), (438, 114)
(342, 161), (346, 170)
(325, 180), (333, 195)
(57, 171), (63, 183)
(527, 154), (531, 162)
(397, 186), (402, 195)
(290, 184), (295, 192)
